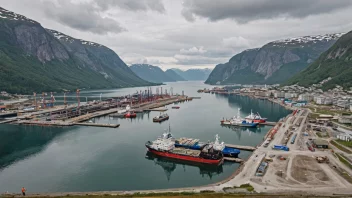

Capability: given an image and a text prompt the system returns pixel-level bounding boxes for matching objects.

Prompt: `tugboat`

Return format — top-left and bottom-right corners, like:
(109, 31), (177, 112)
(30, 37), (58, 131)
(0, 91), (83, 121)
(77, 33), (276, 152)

(145, 132), (224, 165)
(153, 113), (169, 122)
(124, 111), (137, 118)
(245, 110), (267, 123)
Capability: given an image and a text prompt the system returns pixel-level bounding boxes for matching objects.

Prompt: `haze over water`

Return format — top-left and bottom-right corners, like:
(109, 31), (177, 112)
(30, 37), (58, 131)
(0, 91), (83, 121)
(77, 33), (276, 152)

(0, 81), (291, 193)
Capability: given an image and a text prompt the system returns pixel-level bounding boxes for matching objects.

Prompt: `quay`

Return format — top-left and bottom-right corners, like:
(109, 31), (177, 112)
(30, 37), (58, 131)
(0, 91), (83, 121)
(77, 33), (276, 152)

(225, 144), (256, 151)
(258, 121), (277, 126)
(0, 95), (193, 128)
(74, 123), (120, 128)
(224, 157), (244, 163)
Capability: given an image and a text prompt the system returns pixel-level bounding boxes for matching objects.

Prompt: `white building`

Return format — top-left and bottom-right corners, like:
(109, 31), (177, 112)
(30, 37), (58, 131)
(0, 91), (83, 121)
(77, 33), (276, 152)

(350, 105), (352, 112)
(338, 115), (352, 124)
(274, 91), (285, 98)
(298, 94), (314, 101)
(337, 135), (351, 141)
(336, 99), (350, 109)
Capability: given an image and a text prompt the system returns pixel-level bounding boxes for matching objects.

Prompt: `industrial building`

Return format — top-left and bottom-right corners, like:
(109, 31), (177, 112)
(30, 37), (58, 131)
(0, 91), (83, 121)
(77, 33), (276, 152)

(312, 139), (329, 149)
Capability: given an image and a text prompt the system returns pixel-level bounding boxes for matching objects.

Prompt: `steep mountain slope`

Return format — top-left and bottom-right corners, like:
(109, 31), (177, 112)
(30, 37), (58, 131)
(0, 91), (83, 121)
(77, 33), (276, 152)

(206, 33), (343, 85)
(165, 69), (185, 81)
(171, 68), (212, 81)
(130, 64), (176, 83)
(0, 7), (152, 94)
(286, 31), (352, 90)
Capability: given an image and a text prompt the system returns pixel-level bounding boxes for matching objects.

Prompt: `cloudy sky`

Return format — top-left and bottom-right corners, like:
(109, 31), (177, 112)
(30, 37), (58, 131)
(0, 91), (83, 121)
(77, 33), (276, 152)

(1, 0), (352, 70)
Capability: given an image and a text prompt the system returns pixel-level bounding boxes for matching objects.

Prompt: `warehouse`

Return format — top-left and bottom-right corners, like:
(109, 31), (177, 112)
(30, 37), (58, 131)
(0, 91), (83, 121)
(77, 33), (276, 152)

(312, 139), (329, 149)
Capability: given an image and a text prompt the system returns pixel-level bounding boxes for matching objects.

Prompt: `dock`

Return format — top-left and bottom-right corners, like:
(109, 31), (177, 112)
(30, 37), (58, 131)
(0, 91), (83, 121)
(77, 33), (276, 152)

(224, 157), (244, 163)
(225, 144), (256, 151)
(74, 123), (120, 128)
(146, 107), (168, 112)
(258, 121), (277, 126)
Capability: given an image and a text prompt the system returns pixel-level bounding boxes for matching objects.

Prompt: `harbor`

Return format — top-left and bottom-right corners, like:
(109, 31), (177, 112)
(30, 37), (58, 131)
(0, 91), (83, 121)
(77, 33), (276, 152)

(0, 81), (292, 193)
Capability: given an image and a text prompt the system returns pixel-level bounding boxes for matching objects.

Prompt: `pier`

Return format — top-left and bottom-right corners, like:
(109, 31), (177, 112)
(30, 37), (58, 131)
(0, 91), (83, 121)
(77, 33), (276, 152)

(225, 144), (256, 151)
(224, 157), (244, 163)
(74, 123), (120, 128)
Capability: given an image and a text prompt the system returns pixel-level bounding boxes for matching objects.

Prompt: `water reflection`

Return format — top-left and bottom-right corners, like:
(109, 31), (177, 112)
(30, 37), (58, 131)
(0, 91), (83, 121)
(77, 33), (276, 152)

(0, 125), (70, 169)
(145, 152), (223, 181)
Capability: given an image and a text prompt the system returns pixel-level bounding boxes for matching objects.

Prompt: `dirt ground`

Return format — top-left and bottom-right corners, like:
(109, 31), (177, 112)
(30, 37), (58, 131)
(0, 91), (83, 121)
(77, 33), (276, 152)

(291, 155), (329, 184)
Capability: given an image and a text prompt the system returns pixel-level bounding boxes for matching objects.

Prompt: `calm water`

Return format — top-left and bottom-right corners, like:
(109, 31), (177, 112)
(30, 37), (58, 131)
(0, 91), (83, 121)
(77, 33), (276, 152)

(0, 81), (291, 193)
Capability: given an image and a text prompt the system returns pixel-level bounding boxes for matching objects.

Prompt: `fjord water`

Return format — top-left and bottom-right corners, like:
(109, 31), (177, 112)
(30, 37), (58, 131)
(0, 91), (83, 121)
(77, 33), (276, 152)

(0, 81), (290, 193)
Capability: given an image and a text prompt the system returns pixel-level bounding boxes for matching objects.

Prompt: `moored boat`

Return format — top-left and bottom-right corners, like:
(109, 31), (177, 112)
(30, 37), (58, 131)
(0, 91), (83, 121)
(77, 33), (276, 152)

(172, 106), (180, 109)
(145, 132), (223, 165)
(153, 113), (169, 122)
(245, 110), (267, 123)
(223, 108), (258, 128)
(124, 111), (137, 118)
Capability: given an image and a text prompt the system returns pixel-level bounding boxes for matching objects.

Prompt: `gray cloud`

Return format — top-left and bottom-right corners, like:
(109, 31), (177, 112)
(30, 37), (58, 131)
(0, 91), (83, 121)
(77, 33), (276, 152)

(42, 0), (125, 35)
(182, 0), (352, 23)
(96, 0), (165, 13)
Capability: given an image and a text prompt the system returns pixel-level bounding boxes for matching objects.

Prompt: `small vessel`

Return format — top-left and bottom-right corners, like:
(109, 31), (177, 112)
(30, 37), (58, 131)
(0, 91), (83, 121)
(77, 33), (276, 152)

(153, 113), (169, 122)
(124, 111), (137, 118)
(172, 106), (180, 109)
(245, 110), (267, 123)
(223, 108), (258, 128)
(145, 131), (224, 165)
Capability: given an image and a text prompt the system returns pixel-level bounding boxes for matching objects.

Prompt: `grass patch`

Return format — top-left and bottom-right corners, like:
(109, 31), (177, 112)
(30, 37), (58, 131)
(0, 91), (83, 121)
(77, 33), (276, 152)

(336, 153), (352, 170)
(336, 140), (352, 149)
(330, 140), (352, 154)
(316, 132), (329, 138)
(222, 183), (255, 192)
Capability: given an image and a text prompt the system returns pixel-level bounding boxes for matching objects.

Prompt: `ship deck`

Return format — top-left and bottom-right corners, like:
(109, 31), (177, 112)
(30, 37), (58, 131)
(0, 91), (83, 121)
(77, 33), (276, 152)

(171, 147), (201, 157)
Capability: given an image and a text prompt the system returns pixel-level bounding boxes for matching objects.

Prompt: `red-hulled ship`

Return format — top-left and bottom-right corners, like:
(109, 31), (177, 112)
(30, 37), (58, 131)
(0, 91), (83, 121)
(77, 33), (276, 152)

(145, 132), (223, 165)
(245, 110), (267, 123)
(124, 111), (137, 118)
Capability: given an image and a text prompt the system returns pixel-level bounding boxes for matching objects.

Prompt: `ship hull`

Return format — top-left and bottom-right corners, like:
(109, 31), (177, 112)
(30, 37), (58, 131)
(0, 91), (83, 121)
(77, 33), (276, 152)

(246, 118), (266, 123)
(153, 116), (169, 122)
(146, 147), (223, 165)
(231, 123), (258, 128)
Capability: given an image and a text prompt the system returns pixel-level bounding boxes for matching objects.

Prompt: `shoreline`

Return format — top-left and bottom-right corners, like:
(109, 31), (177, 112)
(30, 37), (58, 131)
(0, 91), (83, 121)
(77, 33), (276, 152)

(1, 94), (292, 197)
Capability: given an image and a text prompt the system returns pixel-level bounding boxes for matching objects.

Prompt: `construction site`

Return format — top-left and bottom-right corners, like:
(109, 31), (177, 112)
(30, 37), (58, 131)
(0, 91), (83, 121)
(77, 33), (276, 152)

(0, 87), (193, 128)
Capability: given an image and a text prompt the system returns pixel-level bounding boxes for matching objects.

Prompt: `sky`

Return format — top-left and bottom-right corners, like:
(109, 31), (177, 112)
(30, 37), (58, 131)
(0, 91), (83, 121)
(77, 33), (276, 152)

(1, 0), (352, 70)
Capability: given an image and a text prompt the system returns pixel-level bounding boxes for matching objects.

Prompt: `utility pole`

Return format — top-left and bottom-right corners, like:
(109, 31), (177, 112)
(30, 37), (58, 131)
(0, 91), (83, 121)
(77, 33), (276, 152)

(76, 89), (80, 116)
(33, 92), (37, 111)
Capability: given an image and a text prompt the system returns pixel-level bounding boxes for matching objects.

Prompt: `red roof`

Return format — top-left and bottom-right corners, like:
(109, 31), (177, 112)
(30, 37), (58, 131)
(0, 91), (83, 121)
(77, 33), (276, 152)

(0, 105), (5, 108)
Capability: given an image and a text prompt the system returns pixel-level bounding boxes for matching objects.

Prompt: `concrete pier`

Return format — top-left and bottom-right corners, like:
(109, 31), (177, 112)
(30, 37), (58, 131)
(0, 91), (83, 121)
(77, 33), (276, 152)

(74, 123), (120, 128)
(225, 144), (256, 151)
(224, 157), (244, 163)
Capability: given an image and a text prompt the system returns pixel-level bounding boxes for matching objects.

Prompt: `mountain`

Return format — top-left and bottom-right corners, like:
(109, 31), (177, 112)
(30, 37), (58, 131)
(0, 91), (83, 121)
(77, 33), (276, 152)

(130, 64), (176, 83)
(285, 31), (352, 90)
(0, 7), (152, 94)
(205, 33), (343, 85)
(165, 69), (185, 81)
(171, 68), (212, 81)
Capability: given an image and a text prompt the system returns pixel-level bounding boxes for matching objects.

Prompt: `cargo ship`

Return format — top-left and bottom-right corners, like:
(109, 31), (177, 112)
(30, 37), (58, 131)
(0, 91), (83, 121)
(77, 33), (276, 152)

(245, 110), (267, 123)
(153, 113), (169, 122)
(145, 132), (224, 165)
(175, 134), (240, 157)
